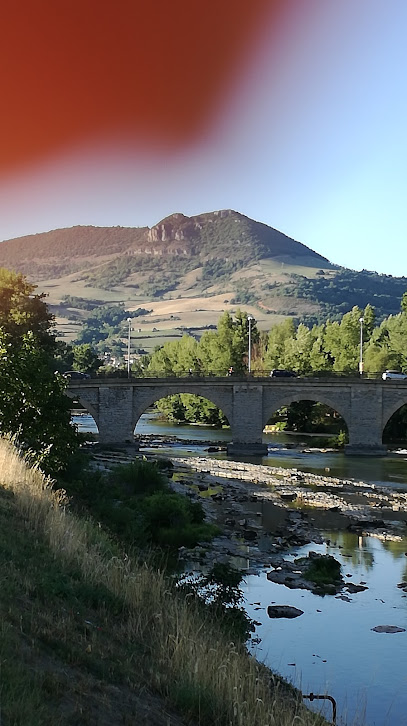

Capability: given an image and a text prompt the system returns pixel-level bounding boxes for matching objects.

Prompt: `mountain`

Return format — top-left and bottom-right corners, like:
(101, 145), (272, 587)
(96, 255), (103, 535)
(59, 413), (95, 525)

(0, 209), (329, 279)
(0, 209), (405, 347)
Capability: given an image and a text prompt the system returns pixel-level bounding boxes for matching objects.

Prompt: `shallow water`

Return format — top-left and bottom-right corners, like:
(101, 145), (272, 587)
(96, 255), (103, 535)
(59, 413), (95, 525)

(243, 533), (407, 726)
(73, 412), (407, 491)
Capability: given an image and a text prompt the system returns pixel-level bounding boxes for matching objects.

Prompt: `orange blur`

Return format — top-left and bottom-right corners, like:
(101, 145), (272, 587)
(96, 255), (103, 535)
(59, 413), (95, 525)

(0, 1), (284, 173)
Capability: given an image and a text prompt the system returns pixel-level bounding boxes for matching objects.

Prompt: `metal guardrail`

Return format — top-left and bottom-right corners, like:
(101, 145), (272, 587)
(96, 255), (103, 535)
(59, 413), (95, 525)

(90, 369), (387, 381)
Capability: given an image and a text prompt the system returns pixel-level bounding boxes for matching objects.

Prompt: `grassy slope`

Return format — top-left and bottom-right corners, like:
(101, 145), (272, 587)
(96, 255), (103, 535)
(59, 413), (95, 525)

(0, 440), (328, 726)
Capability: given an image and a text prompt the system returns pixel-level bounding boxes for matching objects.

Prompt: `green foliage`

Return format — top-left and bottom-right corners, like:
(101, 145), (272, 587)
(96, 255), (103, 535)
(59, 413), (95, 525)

(292, 268), (407, 322)
(72, 343), (102, 375)
(299, 554), (342, 586)
(74, 303), (151, 354)
(53, 340), (74, 372)
(201, 259), (241, 283)
(177, 563), (253, 642)
(61, 295), (100, 310)
(62, 459), (217, 551)
(328, 430), (348, 448)
(0, 269), (79, 474)
(200, 310), (260, 374)
(0, 267), (55, 349)
(146, 334), (201, 376)
(108, 459), (167, 495)
(0, 331), (79, 474)
(156, 394), (228, 426)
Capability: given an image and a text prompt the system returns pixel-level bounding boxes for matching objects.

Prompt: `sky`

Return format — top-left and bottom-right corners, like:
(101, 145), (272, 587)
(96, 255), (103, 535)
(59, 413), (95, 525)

(0, 1), (406, 276)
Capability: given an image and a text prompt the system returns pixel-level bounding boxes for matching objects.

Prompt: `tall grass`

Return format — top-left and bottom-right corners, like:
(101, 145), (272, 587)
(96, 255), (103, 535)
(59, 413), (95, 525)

(0, 439), (328, 725)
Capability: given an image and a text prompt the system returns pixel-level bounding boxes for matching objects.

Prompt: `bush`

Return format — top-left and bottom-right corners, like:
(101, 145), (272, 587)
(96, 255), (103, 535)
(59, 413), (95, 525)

(59, 458), (217, 552)
(328, 430), (348, 448)
(109, 459), (167, 495)
(298, 553), (342, 586)
(178, 563), (253, 641)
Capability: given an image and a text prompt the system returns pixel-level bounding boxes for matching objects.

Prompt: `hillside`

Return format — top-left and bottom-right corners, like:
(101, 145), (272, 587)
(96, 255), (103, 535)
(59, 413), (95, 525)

(0, 440), (325, 726)
(0, 209), (406, 347)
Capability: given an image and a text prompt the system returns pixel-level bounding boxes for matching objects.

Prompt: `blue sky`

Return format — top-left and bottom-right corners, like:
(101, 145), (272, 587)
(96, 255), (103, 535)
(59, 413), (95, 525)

(0, 1), (406, 277)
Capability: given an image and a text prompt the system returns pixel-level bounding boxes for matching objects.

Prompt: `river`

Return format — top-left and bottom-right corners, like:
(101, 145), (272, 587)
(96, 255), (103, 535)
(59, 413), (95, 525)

(73, 412), (407, 725)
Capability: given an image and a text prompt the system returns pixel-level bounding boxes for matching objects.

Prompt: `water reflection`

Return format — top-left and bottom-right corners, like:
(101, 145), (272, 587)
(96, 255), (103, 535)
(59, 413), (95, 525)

(244, 534), (407, 726)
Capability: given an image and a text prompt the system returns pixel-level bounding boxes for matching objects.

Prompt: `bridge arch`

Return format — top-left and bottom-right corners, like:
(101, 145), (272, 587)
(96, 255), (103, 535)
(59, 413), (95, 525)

(132, 384), (232, 432)
(262, 392), (350, 434)
(382, 395), (407, 437)
(65, 390), (100, 428)
(382, 397), (407, 445)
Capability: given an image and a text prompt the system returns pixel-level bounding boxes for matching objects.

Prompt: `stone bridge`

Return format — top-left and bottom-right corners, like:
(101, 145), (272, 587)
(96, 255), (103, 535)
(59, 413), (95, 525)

(66, 376), (407, 456)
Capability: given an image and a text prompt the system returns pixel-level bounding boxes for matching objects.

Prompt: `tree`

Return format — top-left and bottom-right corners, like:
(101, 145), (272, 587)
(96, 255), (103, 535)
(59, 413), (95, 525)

(264, 318), (296, 370)
(0, 267), (55, 349)
(0, 330), (78, 473)
(146, 335), (201, 376)
(0, 269), (80, 473)
(72, 343), (102, 375)
(199, 310), (259, 373)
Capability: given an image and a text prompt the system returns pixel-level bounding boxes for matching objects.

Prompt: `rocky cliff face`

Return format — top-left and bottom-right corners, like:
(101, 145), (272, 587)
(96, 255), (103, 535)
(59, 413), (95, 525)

(146, 213), (201, 250)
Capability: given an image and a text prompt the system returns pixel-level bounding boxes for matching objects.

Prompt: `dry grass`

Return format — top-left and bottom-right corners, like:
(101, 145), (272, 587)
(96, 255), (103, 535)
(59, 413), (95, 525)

(0, 439), (329, 725)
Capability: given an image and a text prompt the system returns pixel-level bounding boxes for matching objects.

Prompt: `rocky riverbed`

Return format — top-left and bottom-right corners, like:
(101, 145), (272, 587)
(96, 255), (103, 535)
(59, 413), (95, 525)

(91, 439), (407, 594)
(164, 454), (407, 586)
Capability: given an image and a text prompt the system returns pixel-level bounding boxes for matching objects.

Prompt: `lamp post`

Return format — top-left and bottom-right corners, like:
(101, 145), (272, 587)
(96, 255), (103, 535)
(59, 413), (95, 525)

(127, 317), (132, 378)
(359, 316), (364, 376)
(247, 315), (254, 373)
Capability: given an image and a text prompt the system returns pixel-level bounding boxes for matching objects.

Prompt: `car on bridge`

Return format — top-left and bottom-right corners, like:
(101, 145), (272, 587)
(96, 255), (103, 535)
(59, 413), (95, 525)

(63, 370), (91, 380)
(269, 369), (297, 378)
(381, 370), (407, 380)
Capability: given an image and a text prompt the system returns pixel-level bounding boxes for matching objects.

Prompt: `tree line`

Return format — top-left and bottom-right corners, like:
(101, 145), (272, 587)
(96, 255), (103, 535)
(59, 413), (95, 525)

(136, 297), (407, 431)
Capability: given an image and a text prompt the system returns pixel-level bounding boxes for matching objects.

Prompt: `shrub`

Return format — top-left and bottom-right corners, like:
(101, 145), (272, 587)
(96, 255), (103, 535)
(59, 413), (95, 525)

(298, 553), (342, 586)
(108, 459), (167, 495)
(178, 563), (253, 641)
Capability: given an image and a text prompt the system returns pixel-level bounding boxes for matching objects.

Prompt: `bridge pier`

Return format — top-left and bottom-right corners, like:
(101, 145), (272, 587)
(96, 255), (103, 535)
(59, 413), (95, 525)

(345, 385), (387, 456)
(227, 384), (268, 457)
(97, 386), (136, 445)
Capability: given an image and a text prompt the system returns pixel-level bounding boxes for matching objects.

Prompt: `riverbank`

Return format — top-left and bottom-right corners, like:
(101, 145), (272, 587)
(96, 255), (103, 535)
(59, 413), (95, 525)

(89, 439), (407, 725)
(92, 439), (407, 587)
(1, 438), (333, 726)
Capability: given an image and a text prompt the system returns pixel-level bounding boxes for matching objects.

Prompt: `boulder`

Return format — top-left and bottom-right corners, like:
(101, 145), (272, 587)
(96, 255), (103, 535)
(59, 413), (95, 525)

(267, 605), (304, 619)
(345, 583), (368, 594)
(371, 625), (406, 633)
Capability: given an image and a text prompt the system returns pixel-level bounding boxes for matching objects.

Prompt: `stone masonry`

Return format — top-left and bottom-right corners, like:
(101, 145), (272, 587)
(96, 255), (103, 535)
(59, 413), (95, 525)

(66, 377), (407, 455)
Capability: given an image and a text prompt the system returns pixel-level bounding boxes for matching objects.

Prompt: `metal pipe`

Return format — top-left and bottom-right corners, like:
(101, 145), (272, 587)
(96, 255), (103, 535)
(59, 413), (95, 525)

(303, 692), (337, 725)
(247, 315), (253, 373)
(127, 317), (132, 378)
(359, 316), (364, 376)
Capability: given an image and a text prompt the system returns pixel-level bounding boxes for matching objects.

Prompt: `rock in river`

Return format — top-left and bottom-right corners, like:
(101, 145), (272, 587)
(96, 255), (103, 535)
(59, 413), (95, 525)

(267, 605), (304, 619)
(371, 625), (406, 633)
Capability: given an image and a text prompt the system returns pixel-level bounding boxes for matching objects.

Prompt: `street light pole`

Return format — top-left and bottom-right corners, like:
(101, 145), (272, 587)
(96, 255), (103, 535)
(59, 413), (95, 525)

(127, 317), (132, 378)
(359, 316), (364, 376)
(247, 315), (254, 373)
